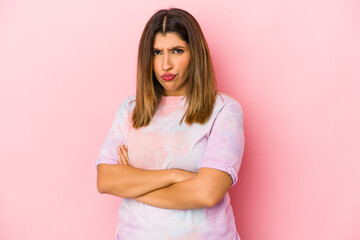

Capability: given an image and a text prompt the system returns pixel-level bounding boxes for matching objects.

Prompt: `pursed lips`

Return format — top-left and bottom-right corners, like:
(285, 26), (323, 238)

(161, 73), (176, 81)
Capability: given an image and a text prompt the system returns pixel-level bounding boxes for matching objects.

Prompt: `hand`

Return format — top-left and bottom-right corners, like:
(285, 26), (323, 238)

(172, 169), (197, 183)
(116, 143), (131, 166)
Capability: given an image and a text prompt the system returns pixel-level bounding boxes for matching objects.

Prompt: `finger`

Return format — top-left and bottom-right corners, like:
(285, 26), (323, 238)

(116, 146), (121, 164)
(121, 144), (131, 166)
(122, 145), (130, 166)
(118, 144), (129, 166)
(117, 145), (127, 165)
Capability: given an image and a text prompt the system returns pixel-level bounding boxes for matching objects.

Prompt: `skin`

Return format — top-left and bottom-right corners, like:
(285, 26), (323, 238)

(152, 32), (191, 96)
(96, 163), (196, 198)
(97, 147), (196, 198)
(117, 142), (233, 209)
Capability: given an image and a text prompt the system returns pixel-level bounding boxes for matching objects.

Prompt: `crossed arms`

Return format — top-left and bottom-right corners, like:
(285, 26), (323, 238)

(96, 143), (233, 209)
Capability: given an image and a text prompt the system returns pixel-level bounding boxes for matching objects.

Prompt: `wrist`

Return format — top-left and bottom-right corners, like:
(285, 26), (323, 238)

(168, 169), (197, 183)
(169, 169), (180, 184)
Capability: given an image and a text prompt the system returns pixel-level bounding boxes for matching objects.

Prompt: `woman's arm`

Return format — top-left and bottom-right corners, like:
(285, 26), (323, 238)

(97, 164), (196, 198)
(97, 144), (196, 198)
(133, 167), (233, 209)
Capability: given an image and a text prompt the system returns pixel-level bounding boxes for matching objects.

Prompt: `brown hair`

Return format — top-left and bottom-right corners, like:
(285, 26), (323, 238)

(131, 8), (219, 128)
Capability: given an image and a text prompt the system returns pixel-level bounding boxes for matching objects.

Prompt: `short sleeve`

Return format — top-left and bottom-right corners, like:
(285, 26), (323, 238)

(199, 101), (245, 187)
(95, 97), (131, 169)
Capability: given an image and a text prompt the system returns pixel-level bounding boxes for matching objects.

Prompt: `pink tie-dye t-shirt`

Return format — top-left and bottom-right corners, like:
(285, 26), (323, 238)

(95, 91), (245, 240)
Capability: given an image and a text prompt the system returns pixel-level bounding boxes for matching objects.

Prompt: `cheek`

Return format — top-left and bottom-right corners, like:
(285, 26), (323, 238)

(178, 57), (191, 72)
(153, 59), (161, 73)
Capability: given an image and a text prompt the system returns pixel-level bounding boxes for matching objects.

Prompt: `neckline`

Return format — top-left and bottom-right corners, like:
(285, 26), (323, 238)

(160, 95), (186, 103)
(162, 95), (185, 99)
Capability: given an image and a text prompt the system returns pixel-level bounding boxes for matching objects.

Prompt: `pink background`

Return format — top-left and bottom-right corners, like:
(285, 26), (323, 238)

(1, 0), (359, 239)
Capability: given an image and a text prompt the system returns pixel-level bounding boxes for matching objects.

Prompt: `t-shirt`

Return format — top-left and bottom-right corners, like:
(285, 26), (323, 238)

(95, 91), (245, 240)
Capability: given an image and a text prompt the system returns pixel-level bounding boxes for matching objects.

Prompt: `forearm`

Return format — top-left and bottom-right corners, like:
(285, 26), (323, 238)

(133, 168), (233, 210)
(97, 164), (179, 198)
(134, 176), (213, 209)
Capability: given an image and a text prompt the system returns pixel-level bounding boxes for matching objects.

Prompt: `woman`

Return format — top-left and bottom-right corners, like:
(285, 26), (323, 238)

(95, 7), (245, 240)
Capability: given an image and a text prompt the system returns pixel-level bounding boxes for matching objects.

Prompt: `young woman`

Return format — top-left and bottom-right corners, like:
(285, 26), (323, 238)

(95, 8), (245, 240)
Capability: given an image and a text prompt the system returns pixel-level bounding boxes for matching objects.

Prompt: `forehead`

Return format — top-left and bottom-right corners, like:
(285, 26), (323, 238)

(153, 32), (188, 49)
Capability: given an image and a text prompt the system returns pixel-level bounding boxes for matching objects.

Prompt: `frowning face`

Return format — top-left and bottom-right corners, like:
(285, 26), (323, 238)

(152, 32), (191, 96)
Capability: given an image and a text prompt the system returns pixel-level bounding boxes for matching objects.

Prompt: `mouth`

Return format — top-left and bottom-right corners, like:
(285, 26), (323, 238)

(161, 73), (176, 81)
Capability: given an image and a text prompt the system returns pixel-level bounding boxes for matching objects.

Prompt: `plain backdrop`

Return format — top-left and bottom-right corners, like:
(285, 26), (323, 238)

(1, 0), (359, 239)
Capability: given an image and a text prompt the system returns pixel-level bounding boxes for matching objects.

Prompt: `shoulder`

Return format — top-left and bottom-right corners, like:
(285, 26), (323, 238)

(128, 94), (136, 100)
(126, 94), (136, 106)
(215, 91), (244, 117)
(115, 94), (136, 115)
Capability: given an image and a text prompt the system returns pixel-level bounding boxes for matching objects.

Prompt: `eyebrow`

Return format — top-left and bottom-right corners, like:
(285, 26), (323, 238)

(152, 45), (186, 51)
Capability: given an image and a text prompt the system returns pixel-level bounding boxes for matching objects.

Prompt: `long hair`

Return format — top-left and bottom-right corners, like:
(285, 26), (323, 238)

(131, 8), (218, 128)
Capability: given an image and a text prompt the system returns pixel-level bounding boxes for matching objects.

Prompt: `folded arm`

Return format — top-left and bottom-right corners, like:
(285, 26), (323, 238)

(97, 164), (195, 198)
(133, 167), (233, 209)
(97, 143), (233, 208)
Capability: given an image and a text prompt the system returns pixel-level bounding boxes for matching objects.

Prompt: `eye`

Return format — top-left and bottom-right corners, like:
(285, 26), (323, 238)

(153, 50), (160, 56)
(153, 49), (184, 56)
(173, 49), (184, 54)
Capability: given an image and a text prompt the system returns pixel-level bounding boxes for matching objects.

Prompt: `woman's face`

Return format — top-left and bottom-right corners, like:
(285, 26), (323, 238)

(152, 32), (191, 96)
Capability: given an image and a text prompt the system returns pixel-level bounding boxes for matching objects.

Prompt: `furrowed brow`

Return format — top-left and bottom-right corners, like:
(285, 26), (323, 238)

(153, 45), (186, 51)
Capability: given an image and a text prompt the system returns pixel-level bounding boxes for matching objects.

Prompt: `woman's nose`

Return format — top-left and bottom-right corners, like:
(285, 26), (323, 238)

(162, 52), (173, 70)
